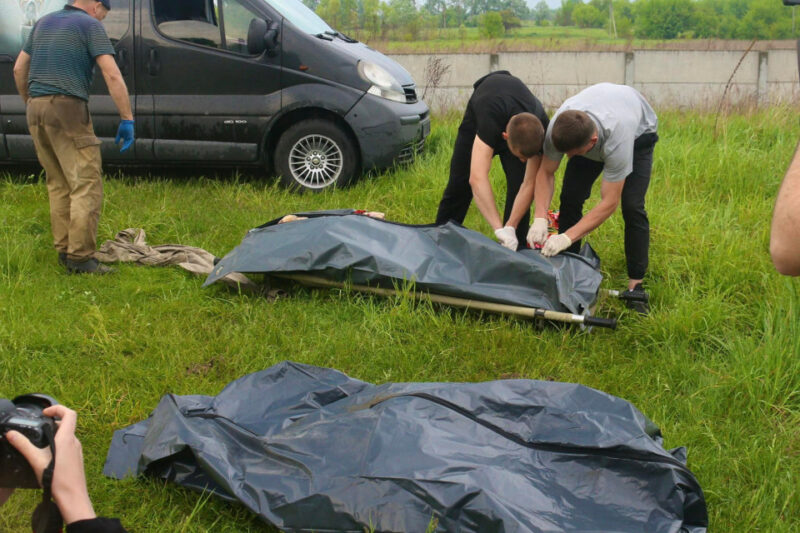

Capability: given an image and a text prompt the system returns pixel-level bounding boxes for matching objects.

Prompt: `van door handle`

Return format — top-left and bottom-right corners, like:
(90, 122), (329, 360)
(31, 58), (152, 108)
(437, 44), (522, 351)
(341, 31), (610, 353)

(148, 48), (160, 76)
(116, 48), (128, 76)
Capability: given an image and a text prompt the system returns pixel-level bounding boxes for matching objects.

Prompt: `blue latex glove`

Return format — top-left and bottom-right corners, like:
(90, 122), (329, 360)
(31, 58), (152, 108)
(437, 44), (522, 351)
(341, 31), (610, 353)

(115, 119), (134, 153)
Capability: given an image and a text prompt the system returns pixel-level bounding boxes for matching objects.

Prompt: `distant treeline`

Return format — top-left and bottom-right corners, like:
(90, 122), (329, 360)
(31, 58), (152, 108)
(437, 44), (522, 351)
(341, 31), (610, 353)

(301, 0), (799, 41)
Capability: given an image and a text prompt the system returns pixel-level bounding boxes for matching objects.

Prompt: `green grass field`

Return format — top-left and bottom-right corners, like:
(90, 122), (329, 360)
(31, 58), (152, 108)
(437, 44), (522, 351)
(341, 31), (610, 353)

(359, 24), (638, 53)
(1, 108), (799, 531)
(355, 23), (792, 53)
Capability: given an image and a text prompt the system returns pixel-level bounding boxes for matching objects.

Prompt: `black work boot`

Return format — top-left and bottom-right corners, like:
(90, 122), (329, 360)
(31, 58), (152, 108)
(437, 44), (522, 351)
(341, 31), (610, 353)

(58, 252), (67, 266)
(621, 283), (649, 315)
(65, 257), (115, 275)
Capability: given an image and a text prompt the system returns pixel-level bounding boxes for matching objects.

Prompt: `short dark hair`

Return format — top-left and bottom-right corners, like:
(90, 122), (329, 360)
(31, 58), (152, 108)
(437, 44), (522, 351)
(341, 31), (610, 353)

(506, 113), (545, 158)
(551, 110), (595, 153)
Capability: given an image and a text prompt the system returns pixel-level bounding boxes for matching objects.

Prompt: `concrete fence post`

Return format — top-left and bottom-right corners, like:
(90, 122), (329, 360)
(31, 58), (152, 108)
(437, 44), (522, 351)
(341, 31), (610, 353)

(624, 51), (635, 87)
(490, 53), (499, 72)
(758, 51), (769, 106)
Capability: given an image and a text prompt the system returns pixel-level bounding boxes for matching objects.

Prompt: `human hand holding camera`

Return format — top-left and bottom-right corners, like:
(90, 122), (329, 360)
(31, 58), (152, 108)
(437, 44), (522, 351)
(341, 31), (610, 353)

(1, 404), (96, 525)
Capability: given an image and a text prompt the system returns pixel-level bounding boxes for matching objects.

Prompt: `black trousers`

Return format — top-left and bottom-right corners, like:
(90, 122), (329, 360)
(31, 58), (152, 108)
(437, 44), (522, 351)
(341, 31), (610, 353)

(559, 134), (657, 280)
(435, 126), (530, 246)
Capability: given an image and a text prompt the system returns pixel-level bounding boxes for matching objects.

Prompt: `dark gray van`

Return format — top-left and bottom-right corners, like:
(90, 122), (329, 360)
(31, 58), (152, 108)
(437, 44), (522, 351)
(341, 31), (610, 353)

(0, 0), (430, 190)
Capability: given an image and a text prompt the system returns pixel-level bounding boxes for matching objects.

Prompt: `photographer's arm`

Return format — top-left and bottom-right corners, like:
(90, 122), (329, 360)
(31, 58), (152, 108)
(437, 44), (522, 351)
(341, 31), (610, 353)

(5, 405), (95, 524)
(770, 141), (800, 276)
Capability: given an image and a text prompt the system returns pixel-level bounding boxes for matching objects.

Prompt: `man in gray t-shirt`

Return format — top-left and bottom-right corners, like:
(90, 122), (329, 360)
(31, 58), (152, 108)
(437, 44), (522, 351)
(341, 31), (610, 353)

(506, 83), (658, 313)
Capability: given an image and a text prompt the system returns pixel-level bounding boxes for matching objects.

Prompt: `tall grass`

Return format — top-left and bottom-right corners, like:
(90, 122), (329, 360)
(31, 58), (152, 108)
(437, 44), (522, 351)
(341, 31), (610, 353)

(359, 24), (796, 54)
(0, 108), (798, 531)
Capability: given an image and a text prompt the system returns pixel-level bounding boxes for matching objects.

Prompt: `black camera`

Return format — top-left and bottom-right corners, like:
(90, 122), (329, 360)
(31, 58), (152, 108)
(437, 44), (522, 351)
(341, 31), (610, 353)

(0, 394), (58, 489)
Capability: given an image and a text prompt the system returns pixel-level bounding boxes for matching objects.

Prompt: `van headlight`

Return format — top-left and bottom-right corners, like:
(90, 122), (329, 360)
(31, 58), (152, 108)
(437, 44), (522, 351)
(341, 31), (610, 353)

(358, 61), (406, 103)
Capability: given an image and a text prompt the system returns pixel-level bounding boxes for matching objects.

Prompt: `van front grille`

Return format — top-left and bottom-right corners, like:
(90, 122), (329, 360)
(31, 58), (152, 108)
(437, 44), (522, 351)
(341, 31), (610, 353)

(397, 136), (426, 165)
(403, 85), (418, 104)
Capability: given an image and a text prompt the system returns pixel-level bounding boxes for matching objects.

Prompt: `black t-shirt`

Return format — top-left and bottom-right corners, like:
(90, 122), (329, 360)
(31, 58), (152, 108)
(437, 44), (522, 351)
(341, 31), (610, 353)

(460, 71), (549, 154)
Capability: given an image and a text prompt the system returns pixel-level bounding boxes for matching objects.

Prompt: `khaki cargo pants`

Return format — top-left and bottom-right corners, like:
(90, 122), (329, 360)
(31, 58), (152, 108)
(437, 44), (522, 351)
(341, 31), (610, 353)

(27, 95), (103, 261)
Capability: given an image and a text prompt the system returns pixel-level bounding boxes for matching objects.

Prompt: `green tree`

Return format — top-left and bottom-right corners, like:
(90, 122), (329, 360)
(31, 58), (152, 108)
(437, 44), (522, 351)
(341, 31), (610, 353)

(424, 0), (449, 28)
(500, 0), (529, 20)
(316, 0), (342, 28)
(554, 0), (583, 26)
(573, 3), (604, 28)
(385, 0), (422, 39)
(634, 0), (695, 39)
(341, 0), (359, 28)
(614, 14), (633, 37)
(446, 4), (468, 27)
(480, 10), (505, 37)
(737, 0), (793, 39)
(532, 0), (551, 25)
(612, 0), (634, 20)
(316, 0), (359, 29)
(693, 1), (728, 38)
(499, 8), (522, 30)
(361, 0), (382, 37)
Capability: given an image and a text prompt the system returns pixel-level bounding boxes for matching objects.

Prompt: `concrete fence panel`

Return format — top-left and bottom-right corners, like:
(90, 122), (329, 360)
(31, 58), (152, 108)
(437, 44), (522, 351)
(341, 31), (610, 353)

(498, 51), (627, 86)
(768, 49), (800, 103)
(389, 47), (800, 112)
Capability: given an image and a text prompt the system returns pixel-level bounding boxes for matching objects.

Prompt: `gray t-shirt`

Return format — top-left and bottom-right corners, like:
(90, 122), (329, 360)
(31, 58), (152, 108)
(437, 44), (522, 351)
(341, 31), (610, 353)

(543, 83), (658, 182)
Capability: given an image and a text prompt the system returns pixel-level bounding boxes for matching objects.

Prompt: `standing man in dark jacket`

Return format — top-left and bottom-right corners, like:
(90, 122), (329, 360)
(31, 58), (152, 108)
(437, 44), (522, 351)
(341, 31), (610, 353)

(13, 0), (134, 274)
(435, 70), (549, 250)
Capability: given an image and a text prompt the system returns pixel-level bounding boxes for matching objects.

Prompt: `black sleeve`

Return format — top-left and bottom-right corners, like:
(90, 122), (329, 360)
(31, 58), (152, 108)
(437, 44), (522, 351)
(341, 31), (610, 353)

(66, 517), (128, 533)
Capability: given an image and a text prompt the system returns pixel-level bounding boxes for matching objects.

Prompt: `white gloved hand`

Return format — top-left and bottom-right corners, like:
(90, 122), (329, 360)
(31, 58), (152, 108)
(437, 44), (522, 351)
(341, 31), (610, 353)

(494, 226), (518, 251)
(541, 233), (572, 257)
(526, 217), (549, 247)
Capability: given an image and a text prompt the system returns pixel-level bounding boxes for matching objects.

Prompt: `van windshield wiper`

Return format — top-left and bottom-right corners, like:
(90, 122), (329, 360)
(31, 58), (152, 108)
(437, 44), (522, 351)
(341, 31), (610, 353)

(324, 30), (358, 43)
(314, 32), (333, 41)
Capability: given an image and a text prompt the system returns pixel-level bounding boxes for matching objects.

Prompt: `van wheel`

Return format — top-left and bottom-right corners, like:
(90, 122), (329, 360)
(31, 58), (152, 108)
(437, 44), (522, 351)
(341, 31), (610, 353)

(275, 120), (358, 191)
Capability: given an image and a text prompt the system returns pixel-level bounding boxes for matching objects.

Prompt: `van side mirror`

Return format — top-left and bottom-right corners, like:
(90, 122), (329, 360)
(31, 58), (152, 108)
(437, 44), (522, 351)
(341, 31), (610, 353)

(247, 18), (280, 57)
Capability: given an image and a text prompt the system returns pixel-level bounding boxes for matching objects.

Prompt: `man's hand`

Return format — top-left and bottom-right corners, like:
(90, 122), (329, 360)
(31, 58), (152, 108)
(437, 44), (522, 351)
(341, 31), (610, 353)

(115, 120), (134, 153)
(541, 233), (572, 257)
(494, 226), (518, 250)
(5, 405), (96, 525)
(527, 217), (549, 247)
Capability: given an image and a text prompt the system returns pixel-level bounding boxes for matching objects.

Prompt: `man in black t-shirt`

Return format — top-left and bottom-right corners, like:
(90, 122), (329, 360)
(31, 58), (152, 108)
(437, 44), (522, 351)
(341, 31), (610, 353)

(435, 71), (549, 250)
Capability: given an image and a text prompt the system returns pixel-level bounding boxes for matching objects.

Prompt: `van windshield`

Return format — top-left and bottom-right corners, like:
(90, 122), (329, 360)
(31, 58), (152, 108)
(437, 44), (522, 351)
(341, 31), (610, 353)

(261, 0), (333, 35)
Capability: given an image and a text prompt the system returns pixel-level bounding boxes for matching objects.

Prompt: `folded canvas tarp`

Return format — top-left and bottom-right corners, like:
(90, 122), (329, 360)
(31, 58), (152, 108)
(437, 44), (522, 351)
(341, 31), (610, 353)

(204, 210), (604, 318)
(104, 361), (707, 533)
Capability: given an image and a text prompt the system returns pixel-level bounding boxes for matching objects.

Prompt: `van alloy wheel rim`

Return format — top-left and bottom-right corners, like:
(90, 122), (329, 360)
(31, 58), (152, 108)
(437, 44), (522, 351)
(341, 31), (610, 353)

(289, 134), (343, 189)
